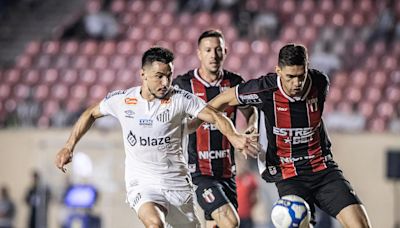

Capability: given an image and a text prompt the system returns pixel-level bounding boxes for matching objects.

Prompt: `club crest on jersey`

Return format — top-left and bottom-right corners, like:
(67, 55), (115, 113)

(125, 97), (138, 105)
(127, 131), (137, 146)
(268, 166), (277, 175)
(139, 119), (153, 127)
(202, 188), (215, 203)
(307, 97), (318, 112)
(156, 109), (170, 123)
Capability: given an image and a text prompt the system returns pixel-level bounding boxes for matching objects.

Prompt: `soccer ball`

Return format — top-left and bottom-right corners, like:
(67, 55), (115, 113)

(271, 195), (311, 228)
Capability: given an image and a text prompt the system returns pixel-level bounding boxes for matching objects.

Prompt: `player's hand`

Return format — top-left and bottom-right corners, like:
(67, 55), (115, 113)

(55, 147), (73, 173)
(229, 133), (260, 159)
(243, 125), (258, 135)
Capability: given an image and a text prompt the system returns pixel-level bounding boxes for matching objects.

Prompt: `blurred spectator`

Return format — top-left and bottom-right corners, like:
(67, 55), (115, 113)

(367, 0), (396, 45)
(83, 0), (119, 40)
(252, 12), (280, 40)
(236, 155), (259, 228)
(178, 0), (216, 12)
(324, 102), (366, 132)
(310, 41), (341, 75)
(25, 170), (51, 228)
(16, 93), (41, 127)
(0, 186), (15, 228)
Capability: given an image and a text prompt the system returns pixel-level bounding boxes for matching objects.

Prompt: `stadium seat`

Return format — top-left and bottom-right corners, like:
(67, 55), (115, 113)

(71, 56), (90, 69)
(36, 55), (52, 68)
(350, 70), (367, 88)
(42, 69), (59, 85)
(146, 26), (163, 42)
(33, 85), (49, 102)
(250, 40), (269, 55)
(62, 41), (79, 55)
(25, 41), (41, 56)
(99, 41), (117, 55)
(15, 55), (33, 69)
(42, 41), (60, 55)
(213, 11), (232, 28)
(127, 27), (145, 41)
(390, 71), (400, 84)
(365, 86), (382, 104)
(60, 69), (78, 86)
(80, 41), (98, 56)
(92, 56), (108, 70)
(54, 54), (70, 69)
(51, 84), (69, 101)
(109, 55), (127, 69)
(368, 117), (386, 132)
(4, 69), (21, 85)
(358, 101), (374, 119)
(117, 41), (135, 55)
(159, 12), (174, 28)
(79, 69), (97, 86)
(13, 84), (30, 101)
(23, 70), (40, 86)
(110, 0), (125, 14)
(70, 84), (88, 100)
(175, 40), (193, 55)
(89, 85), (108, 100)
(98, 69), (116, 86)
(0, 84), (11, 100)
(370, 70), (387, 89)
(148, 0), (163, 14)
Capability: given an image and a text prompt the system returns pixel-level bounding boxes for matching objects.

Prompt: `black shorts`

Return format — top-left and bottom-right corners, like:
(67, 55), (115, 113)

(193, 176), (237, 220)
(275, 168), (361, 220)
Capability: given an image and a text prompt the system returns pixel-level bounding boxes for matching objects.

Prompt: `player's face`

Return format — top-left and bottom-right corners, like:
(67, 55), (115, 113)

(141, 61), (173, 99)
(276, 65), (307, 97)
(197, 37), (227, 74)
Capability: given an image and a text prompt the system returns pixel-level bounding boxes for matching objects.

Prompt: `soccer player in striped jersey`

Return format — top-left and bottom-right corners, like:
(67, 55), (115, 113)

(173, 30), (258, 228)
(208, 43), (371, 227)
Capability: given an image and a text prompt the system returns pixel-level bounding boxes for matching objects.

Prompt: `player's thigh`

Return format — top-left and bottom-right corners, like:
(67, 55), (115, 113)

(336, 204), (371, 228)
(137, 202), (166, 227)
(314, 170), (362, 217)
(210, 202), (239, 227)
(275, 179), (315, 214)
(164, 189), (200, 228)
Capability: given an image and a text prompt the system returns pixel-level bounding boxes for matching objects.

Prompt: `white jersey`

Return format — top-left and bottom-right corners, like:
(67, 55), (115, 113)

(99, 86), (207, 191)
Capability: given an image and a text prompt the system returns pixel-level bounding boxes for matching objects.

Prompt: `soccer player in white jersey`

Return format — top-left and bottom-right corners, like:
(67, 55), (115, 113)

(55, 47), (260, 228)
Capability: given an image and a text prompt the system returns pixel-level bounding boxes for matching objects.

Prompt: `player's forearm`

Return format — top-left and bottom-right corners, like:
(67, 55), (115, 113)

(64, 108), (97, 152)
(211, 109), (239, 138)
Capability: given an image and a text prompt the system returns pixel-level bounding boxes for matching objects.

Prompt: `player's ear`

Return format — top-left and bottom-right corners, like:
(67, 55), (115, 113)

(275, 66), (281, 76)
(140, 68), (146, 80)
(197, 48), (201, 60)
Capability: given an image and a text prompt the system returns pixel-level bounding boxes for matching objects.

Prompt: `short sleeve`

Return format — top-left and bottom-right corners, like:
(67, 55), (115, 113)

(99, 90), (125, 118)
(183, 91), (207, 118)
(236, 78), (266, 109)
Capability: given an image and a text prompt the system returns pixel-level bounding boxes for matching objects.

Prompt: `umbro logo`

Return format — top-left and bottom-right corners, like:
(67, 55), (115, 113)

(277, 107), (288, 112)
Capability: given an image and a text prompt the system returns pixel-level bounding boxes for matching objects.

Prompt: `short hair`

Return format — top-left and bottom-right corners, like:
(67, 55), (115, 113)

(197, 29), (225, 46)
(141, 47), (174, 68)
(278, 43), (308, 67)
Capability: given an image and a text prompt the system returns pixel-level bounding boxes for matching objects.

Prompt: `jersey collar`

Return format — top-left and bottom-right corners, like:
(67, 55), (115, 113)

(277, 75), (312, 102)
(194, 68), (224, 87)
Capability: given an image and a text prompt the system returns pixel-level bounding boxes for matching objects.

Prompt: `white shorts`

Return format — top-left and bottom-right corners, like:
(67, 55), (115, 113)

(127, 185), (199, 227)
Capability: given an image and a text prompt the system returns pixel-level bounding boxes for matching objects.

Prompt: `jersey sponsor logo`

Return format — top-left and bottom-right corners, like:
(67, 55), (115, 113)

(124, 110), (135, 118)
(105, 90), (126, 99)
(125, 97), (138, 105)
(202, 188), (215, 203)
(307, 97), (318, 112)
(239, 93), (262, 104)
(273, 127), (315, 145)
(195, 92), (204, 96)
(280, 155), (316, 164)
(172, 89), (192, 99)
(201, 122), (218, 131)
(127, 131), (137, 146)
(198, 149), (229, 159)
(139, 119), (153, 127)
(276, 106), (288, 112)
(156, 109), (170, 123)
(160, 98), (171, 105)
(127, 131), (171, 147)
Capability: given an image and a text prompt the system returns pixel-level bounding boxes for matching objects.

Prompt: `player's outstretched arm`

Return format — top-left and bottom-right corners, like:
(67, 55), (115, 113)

(55, 102), (104, 173)
(186, 87), (245, 134)
(197, 105), (260, 159)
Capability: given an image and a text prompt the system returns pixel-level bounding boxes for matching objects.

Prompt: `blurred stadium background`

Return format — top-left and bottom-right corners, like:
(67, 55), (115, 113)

(0, 0), (399, 227)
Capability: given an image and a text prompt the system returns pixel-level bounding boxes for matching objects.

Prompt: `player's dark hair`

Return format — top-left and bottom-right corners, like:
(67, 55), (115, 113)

(197, 29), (225, 46)
(278, 43), (308, 67)
(141, 47), (174, 68)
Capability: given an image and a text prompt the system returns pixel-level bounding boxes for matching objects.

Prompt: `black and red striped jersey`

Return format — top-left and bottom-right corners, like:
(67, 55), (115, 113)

(236, 69), (338, 182)
(173, 69), (244, 179)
